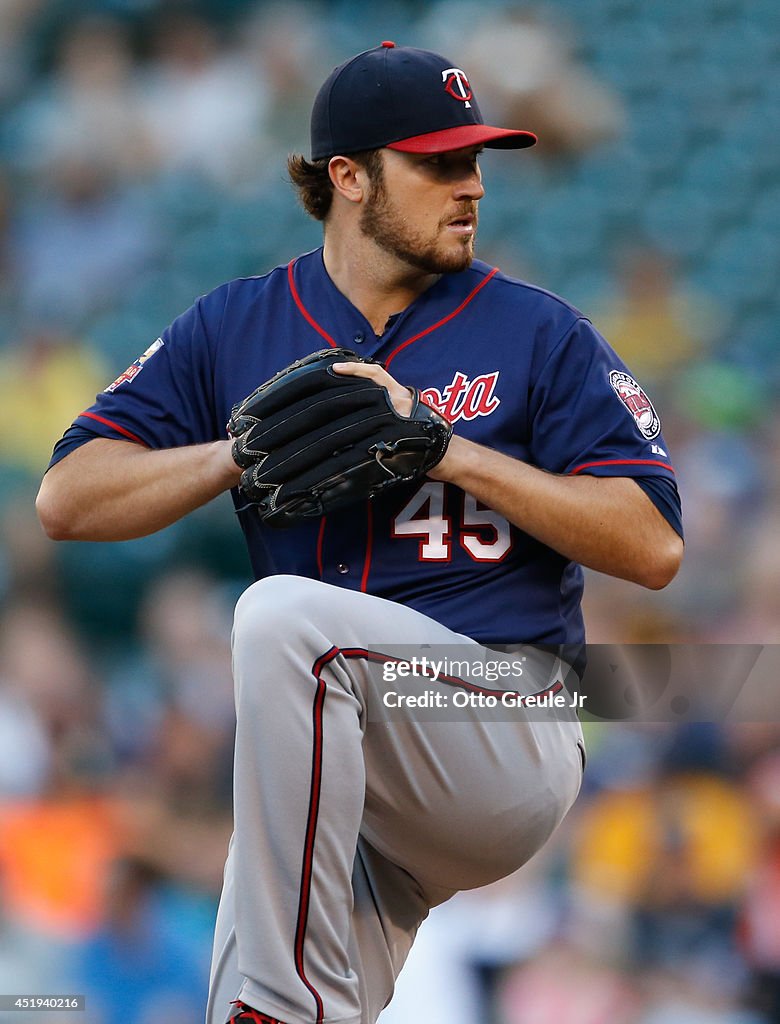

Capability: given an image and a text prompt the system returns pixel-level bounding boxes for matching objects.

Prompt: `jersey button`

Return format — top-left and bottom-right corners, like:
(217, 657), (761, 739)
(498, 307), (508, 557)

(337, 563), (350, 575)
(353, 332), (364, 345)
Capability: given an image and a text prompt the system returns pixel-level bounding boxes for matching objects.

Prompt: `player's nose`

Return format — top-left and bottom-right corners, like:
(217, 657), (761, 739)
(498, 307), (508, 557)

(453, 167), (485, 202)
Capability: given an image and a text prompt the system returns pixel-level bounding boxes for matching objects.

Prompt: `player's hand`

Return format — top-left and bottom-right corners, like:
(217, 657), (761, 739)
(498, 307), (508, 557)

(331, 360), (415, 417)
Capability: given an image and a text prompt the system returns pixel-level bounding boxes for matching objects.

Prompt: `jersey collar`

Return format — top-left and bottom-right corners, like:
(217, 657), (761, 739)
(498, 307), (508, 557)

(287, 248), (498, 366)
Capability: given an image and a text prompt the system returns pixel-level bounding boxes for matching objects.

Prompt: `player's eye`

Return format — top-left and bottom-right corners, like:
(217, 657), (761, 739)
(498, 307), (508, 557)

(419, 150), (482, 181)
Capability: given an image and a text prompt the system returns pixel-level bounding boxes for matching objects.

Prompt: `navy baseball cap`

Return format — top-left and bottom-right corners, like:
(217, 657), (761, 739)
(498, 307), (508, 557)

(310, 41), (537, 160)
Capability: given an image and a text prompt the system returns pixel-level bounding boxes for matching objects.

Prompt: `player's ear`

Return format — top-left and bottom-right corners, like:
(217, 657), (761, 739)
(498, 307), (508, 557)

(328, 156), (367, 205)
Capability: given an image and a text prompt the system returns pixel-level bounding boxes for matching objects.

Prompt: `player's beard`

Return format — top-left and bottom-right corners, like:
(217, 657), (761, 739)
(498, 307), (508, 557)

(359, 175), (477, 275)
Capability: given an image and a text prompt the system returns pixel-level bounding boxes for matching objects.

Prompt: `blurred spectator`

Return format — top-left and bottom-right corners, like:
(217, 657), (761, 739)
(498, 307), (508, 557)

(106, 567), (235, 775)
(9, 15), (153, 181)
(592, 244), (718, 389)
(140, 11), (266, 186)
(571, 751), (757, 995)
(0, 688), (50, 798)
(12, 156), (158, 326)
(0, 793), (119, 939)
(106, 569), (234, 892)
(636, 968), (762, 1024)
(0, 0), (47, 104)
(0, 871), (71, 1011)
(73, 857), (209, 1024)
(663, 364), (767, 635)
(573, 762), (756, 908)
(0, 323), (106, 475)
(714, 513), (780, 642)
(497, 942), (640, 1023)
(0, 599), (102, 755)
(740, 751), (780, 1021)
(0, 600), (118, 938)
(137, 568), (236, 745)
(240, 2), (332, 169)
(0, 488), (61, 612)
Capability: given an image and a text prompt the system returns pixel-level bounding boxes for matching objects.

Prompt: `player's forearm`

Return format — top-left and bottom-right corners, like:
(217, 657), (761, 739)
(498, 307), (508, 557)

(36, 437), (243, 541)
(430, 436), (682, 589)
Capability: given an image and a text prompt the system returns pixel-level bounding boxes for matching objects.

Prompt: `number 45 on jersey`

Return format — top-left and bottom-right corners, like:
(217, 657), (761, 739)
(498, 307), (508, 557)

(392, 481), (512, 562)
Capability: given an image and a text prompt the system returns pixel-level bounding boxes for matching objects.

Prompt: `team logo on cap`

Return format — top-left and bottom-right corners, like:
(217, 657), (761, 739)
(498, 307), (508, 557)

(609, 370), (661, 439)
(442, 68), (472, 108)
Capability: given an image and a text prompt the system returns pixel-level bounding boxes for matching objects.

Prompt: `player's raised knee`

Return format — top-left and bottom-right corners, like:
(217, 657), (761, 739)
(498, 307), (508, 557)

(233, 574), (326, 641)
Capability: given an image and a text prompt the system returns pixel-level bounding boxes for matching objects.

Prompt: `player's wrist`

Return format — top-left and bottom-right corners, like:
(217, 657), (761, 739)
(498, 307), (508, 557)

(427, 433), (472, 483)
(218, 439), (245, 488)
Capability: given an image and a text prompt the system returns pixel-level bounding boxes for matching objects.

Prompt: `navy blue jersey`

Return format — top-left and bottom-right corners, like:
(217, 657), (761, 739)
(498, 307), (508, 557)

(51, 250), (681, 647)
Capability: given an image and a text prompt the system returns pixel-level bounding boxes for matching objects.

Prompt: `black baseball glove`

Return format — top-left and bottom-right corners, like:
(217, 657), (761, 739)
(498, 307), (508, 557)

(227, 347), (452, 527)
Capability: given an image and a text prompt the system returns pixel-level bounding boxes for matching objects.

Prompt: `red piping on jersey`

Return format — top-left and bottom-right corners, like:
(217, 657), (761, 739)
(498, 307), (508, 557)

(316, 518), (326, 579)
(79, 411), (149, 447)
(384, 267), (499, 368)
(287, 258), (499, 360)
(360, 501), (374, 593)
(288, 260), (338, 348)
(569, 458), (675, 475)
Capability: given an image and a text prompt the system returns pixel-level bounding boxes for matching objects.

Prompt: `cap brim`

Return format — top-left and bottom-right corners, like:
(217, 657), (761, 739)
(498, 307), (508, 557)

(387, 124), (537, 153)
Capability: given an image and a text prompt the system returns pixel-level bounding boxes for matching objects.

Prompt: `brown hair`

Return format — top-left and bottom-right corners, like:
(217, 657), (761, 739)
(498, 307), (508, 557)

(286, 150), (384, 222)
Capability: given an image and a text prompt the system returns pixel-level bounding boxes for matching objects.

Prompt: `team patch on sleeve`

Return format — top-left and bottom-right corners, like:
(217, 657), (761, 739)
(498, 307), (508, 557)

(608, 369), (661, 440)
(105, 338), (165, 393)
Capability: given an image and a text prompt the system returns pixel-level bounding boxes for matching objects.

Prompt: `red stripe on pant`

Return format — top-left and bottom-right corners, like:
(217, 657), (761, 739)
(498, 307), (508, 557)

(295, 642), (563, 1024)
(293, 647), (339, 1024)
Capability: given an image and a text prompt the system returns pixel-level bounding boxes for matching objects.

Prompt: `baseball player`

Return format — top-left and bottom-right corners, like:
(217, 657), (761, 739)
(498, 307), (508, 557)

(36, 43), (683, 1024)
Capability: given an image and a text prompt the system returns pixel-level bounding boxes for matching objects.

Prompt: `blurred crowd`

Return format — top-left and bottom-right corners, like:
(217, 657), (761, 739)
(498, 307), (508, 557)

(0, 0), (777, 1021)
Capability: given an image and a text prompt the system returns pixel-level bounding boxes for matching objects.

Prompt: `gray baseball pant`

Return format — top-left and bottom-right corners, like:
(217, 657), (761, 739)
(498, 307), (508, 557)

(206, 575), (584, 1024)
